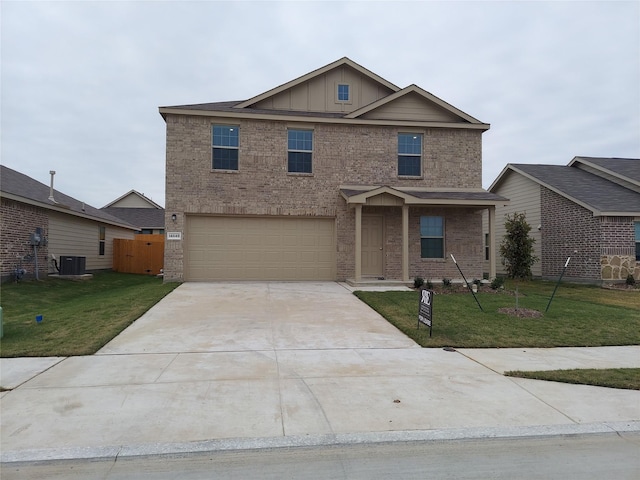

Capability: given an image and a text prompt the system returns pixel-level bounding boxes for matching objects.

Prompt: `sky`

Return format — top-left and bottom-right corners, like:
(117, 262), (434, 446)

(2, 0), (639, 209)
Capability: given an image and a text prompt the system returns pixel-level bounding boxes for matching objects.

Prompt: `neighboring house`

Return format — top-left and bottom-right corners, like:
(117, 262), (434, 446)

(101, 190), (165, 235)
(159, 57), (508, 283)
(0, 166), (137, 282)
(485, 157), (640, 284)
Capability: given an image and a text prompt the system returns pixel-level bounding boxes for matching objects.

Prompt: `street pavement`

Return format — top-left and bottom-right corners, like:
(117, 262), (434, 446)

(1, 282), (639, 464)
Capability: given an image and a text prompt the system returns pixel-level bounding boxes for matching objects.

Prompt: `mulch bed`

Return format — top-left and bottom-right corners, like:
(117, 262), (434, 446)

(497, 307), (544, 318)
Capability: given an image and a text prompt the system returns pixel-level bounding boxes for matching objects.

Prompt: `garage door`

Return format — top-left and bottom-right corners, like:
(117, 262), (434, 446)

(186, 216), (336, 281)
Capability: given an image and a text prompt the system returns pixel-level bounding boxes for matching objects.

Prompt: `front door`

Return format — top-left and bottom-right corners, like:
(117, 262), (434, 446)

(362, 215), (384, 277)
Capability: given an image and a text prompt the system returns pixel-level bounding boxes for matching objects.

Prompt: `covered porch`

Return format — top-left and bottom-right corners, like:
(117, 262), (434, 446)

(340, 186), (509, 286)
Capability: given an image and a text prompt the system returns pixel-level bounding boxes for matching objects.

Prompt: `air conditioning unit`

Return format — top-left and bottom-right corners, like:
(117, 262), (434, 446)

(60, 256), (86, 275)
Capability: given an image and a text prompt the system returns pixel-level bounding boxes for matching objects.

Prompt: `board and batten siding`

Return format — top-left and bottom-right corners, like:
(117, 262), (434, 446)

(253, 66), (393, 114)
(489, 172), (542, 277)
(48, 212), (135, 272)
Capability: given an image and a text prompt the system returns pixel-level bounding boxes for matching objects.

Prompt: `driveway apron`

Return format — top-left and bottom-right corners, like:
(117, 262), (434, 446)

(1, 282), (639, 462)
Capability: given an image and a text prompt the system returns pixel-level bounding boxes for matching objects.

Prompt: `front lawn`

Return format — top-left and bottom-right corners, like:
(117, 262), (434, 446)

(0, 272), (179, 357)
(354, 280), (640, 348)
(506, 368), (640, 390)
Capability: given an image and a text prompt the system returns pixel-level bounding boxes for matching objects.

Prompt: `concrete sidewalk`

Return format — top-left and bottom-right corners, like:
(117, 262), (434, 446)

(1, 282), (639, 463)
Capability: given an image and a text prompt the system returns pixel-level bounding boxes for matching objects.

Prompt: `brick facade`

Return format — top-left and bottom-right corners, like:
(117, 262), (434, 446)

(541, 187), (639, 282)
(1, 198), (49, 282)
(164, 114), (485, 282)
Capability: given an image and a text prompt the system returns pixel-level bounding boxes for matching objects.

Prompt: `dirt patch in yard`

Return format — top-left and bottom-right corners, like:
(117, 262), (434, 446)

(498, 307), (544, 318)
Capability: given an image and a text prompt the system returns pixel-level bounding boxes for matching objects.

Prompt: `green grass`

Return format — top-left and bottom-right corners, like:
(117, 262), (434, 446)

(505, 368), (640, 390)
(0, 272), (180, 357)
(354, 280), (640, 348)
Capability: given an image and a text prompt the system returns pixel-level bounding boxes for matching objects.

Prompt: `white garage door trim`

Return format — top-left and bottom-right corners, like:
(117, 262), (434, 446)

(186, 215), (336, 281)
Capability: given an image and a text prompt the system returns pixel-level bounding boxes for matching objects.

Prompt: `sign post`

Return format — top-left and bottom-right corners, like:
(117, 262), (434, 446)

(418, 289), (434, 337)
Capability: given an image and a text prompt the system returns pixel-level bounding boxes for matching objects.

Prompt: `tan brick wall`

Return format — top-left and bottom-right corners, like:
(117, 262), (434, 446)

(164, 114), (483, 281)
(541, 187), (639, 283)
(1, 198), (49, 282)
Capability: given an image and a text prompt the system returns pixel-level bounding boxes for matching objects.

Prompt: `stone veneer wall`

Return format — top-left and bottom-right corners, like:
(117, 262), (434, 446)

(600, 216), (639, 282)
(541, 187), (639, 283)
(1, 198), (49, 282)
(163, 115), (483, 282)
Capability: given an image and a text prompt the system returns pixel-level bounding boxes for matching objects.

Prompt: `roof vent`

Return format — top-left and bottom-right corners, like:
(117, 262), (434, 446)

(48, 170), (58, 204)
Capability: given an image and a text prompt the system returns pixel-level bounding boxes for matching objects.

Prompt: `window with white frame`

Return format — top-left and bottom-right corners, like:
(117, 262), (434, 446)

(485, 233), (490, 261)
(212, 125), (239, 170)
(398, 133), (422, 177)
(635, 221), (640, 261)
(287, 129), (313, 173)
(420, 216), (444, 258)
(99, 226), (106, 256)
(337, 83), (350, 102)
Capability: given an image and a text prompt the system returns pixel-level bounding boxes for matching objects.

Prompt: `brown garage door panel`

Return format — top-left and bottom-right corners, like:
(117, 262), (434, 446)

(186, 216), (336, 281)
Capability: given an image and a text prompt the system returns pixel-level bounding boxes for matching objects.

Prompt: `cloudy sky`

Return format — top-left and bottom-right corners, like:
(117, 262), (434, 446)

(2, 0), (638, 208)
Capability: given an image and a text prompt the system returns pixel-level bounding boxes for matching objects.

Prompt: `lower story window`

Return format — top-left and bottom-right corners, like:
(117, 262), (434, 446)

(485, 233), (490, 261)
(99, 226), (106, 256)
(420, 216), (444, 258)
(635, 221), (640, 261)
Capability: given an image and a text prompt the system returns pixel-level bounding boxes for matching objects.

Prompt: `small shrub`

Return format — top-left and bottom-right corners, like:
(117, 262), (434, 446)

(490, 277), (505, 290)
(426, 279), (434, 289)
(442, 278), (452, 287)
(472, 278), (482, 286)
(414, 276), (425, 289)
(626, 274), (636, 286)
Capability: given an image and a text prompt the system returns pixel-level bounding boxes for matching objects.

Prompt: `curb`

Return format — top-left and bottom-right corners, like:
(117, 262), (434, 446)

(3, 421), (639, 464)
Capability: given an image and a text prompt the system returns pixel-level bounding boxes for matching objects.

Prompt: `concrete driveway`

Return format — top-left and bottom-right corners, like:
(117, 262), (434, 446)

(1, 282), (639, 463)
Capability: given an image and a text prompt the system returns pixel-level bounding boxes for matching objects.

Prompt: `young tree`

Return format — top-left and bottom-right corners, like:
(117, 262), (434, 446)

(499, 212), (539, 310)
(500, 212), (537, 278)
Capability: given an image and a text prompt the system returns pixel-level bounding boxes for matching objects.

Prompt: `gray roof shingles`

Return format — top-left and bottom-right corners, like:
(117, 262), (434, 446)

(0, 165), (137, 228)
(161, 100), (348, 119)
(575, 157), (640, 183)
(340, 187), (507, 202)
(512, 162), (640, 214)
(101, 207), (165, 229)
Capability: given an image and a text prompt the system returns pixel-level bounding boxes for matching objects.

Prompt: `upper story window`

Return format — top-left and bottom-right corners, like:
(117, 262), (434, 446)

(288, 129), (313, 174)
(212, 125), (239, 170)
(398, 133), (422, 177)
(337, 83), (350, 102)
(420, 216), (444, 259)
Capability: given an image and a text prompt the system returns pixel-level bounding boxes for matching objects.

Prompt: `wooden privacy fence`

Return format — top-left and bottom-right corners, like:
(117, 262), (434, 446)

(113, 234), (164, 275)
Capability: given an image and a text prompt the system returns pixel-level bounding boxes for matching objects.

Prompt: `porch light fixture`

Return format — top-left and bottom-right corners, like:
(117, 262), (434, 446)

(171, 214), (177, 222)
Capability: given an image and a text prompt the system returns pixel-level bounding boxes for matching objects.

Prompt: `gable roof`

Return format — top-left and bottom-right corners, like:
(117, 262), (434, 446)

(490, 158), (640, 216)
(159, 57), (489, 130)
(344, 84), (485, 125)
(101, 207), (165, 229)
(340, 185), (508, 206)
(0, 165), (138, 230)
(102, 190), (164, 209)
(235, 57), (400, 109)
(568, 156), (640, 187)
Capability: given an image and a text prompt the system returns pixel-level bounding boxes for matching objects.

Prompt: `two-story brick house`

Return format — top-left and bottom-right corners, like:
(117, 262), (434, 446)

(160, 57), (507, 284)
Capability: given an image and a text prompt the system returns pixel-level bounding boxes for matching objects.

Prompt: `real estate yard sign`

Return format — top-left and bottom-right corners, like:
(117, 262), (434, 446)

(418, 289), (433, 337)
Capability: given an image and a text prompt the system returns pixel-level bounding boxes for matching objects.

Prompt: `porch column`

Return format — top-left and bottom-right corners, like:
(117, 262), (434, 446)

(402, 204), (409, 282)
(488, 205), (497, 280)
(355, 204), (362, 282)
